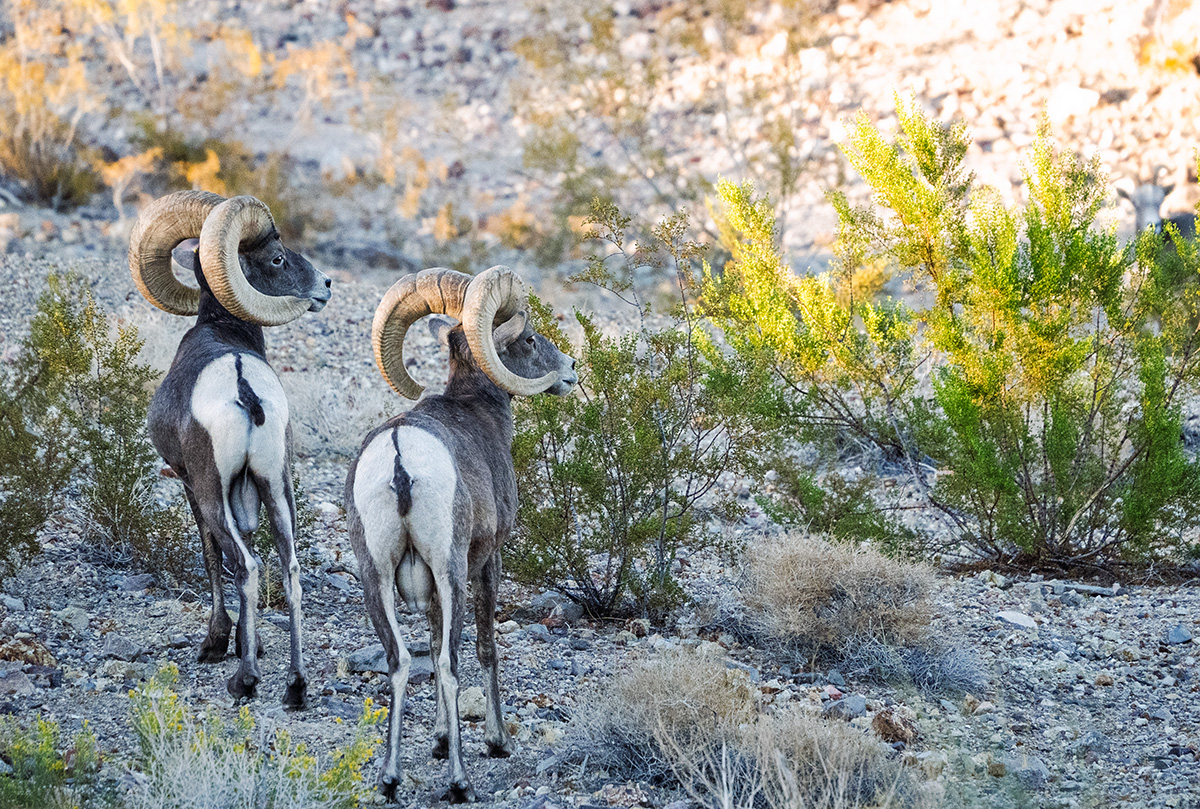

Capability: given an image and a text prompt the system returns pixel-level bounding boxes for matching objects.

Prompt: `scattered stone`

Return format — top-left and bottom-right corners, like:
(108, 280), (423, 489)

(322, 696), (358, 721)
(1094, 673), (1114, 686)
(0, 670), (34, 697)
(1165, 624), (1192, 645)
(57, 607), (89, 633)
(497, 620), (520, 634)
(458, 685), (486, 721)
(101, 634), (142, 662)
(0, 638), (56, 667)
(1076, 730), (1111, 756)
(1001, 753), (1050, 789)
(826, 669), (846, 687)
(972, 701), (996, 716)
(997, 610), (1037, 630)
(409, 654), (435, 685)
(0, 595), (25, 612)
(824, 694), (867, 719)
(168, 634), (190, 649)
(118, 573), (156, 592)
(524, 623), (551, 642)
(0, 757), (10, 775)
(344, 644), (388, 674)
(325, 572), (354, 592)
(871, 708), (916, 744)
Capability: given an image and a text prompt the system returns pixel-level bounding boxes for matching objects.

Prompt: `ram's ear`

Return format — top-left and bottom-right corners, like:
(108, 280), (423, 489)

(426, 314), (455, 346)
(492, 313), (528, 349)
(1163, 183), (1176, 197)
(171, 238), (200, 273)
(1116, 187), (1131, 202)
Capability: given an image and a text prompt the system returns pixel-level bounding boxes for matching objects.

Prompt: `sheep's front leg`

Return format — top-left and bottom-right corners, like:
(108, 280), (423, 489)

(475, 549), (514, 757)
(263, 473), (308, 710)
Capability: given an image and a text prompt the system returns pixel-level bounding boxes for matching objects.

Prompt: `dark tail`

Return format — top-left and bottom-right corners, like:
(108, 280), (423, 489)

(390, 428), (412, 516)
(234, 354), (266, 427)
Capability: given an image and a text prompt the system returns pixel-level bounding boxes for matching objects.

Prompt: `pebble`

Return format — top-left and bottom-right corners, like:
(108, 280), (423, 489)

(0, 595), (25, 612)
(824, 694), (867, 719)
(118, 573), (156, 592)
(458, 685), (486, 721)
(1165, 624), (1192, 645)
(56, 607), (89, 633)
(997, 610), (1038, 630)
(101, 634), (142, 662)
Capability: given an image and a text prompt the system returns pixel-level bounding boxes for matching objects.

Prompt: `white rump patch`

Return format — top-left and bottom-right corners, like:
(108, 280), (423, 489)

(353, 426), (457, 610)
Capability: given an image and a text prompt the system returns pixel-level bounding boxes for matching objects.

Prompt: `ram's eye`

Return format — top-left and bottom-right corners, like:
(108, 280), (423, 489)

(526, 336), (535, 345)
(272, 255), (284, 267)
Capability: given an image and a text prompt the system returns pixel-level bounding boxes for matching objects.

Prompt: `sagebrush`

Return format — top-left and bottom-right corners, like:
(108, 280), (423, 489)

(571, 649), (919, 808)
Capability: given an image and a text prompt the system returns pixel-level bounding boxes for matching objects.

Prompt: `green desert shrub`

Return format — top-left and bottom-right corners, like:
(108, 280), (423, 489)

(20, 274), (189, 579)
(709, 100), (1200, 571)
(509, 200), (781, 617)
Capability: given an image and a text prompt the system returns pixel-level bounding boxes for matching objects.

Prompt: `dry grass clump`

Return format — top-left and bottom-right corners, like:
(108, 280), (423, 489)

(743, 532), (934, 649)
(572, 650), (920, 808)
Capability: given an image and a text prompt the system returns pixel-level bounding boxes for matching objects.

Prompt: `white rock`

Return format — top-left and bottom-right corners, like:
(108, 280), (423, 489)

(997, 610), (1037, 629)
(458, 685), (486, 721)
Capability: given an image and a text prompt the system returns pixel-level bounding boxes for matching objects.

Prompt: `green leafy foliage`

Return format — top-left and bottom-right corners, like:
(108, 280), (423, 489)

(713, 97), (1200, 569)
(19, 274), (189, 579)
(510, 200), (780, 617)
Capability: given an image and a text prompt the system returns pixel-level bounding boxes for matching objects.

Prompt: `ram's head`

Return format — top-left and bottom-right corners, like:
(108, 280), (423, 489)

(129, 190), (331, 325)
(372, 266), (577, 399)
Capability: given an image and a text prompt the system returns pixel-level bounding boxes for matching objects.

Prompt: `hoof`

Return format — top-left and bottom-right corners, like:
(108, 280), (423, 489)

(431, 736), (449, 760)
(282, 673), (308, 711)
(197, 635), (229, 663)
(227, 671), (259, 701)
(441, 782), (477, 804)
(378, 774), (400, 803)
(485, 738), (514, 758)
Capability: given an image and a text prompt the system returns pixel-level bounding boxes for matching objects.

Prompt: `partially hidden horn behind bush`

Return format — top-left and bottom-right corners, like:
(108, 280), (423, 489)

(371, 266), (558, 399)
(128, 190), (312, 326)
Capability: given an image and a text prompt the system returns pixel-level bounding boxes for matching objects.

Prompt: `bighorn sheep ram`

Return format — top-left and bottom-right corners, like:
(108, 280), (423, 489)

(345, 267), (576, 803)
(129, 190), (331, 707)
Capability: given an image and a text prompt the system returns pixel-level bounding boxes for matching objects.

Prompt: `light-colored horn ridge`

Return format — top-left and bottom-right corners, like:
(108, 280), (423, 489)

(198, 195), (312, 327)
(128, 190), (225, 315)
(372, 269), (474, 398)
(461, 266), (558, 396)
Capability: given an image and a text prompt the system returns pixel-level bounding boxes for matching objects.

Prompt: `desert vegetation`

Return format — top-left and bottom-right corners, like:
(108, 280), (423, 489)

(2, 0), (1200, 807)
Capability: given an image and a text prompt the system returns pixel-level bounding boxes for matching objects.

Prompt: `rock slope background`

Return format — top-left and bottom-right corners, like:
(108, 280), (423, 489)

(1, 0), (1199, 807)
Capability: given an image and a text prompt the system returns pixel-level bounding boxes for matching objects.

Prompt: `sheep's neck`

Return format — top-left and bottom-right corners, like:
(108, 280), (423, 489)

(194, 288), (267, 355)
(444, 362), (514, 420)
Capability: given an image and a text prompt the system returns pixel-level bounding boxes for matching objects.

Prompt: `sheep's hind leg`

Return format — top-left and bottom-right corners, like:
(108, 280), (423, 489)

(475, 549), (514, 757)
(190, 492), (232, 663)
(432, 570), (473, 803)
(261, 472), (308, 710)
(428, 595), (449, 760)
(362, 559), (412, 802)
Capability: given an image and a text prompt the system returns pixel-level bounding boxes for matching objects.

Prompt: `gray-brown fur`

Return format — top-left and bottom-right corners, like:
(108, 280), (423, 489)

(345, 315), (575, 804)
(148, 238), (329, 707)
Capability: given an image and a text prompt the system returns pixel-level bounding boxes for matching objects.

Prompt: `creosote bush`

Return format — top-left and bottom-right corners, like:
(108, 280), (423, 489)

(510, 200), (780, 617)
(18, 274), (189, 580)
(709, 101), (1200, 572)
(128, 664), (384, 809)
(571, 649), (919, 809)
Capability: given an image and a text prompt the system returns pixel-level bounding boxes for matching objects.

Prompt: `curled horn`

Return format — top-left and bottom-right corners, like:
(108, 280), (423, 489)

(372, 269), (473, 398)
(198, 196), (312, 326)
(128, 190), (224, 315)
(461, 266), (558, 396)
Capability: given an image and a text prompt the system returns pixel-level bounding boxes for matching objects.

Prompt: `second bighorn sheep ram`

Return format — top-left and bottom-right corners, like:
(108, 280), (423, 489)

(1118, 181), (1197, 244)
(345, 267), (577, 803)
(129, 190), (331, 707)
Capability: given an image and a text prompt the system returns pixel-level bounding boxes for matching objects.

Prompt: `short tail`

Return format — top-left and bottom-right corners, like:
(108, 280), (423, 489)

(390, 428), (412, 516)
